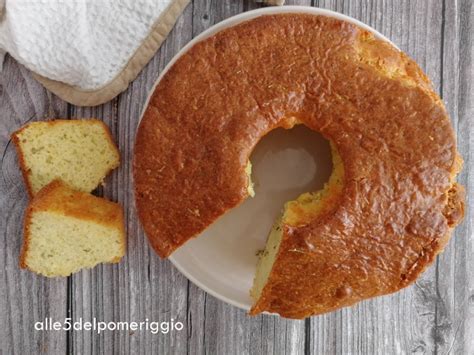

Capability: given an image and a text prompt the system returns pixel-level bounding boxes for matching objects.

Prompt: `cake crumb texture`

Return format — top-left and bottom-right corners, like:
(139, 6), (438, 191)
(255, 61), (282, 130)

(20, 180), (126, 277)
(12, 119), (120, 196)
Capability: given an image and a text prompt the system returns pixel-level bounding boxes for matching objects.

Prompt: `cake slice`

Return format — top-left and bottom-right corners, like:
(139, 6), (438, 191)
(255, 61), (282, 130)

(20, 180), (126, 277)
(12, 119), (120, 196)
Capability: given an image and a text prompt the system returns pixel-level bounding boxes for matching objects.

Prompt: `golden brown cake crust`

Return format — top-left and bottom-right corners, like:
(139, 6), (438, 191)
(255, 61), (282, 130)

(134, 14), (464, 318)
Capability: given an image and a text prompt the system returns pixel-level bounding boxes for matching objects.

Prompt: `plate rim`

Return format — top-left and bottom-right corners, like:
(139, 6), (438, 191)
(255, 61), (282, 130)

(137, 5), (397, 312)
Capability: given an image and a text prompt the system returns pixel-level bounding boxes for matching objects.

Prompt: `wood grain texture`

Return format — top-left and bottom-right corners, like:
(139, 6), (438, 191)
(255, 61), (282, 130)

(0, 1), (472, 354)
(0, 56), (68, 354)
(435, 0), (474, 353)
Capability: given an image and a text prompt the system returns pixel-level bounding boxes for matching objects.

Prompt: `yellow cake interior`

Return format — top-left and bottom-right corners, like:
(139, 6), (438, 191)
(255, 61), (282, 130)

(25, 211), (124, 277)
(15, 120), (119, 195)
(245, 161), (255, 197)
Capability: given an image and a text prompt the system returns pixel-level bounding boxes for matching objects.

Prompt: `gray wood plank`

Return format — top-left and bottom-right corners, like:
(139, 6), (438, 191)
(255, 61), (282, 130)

(190, 1), (318, 354)
(309, 0), (455, 354)
(188, 1), (311, 355)
(67, 3), (194, 355)
(436, 0), (473, 353)
(0, 56), (68, 354)
(68, 103), (124, 355)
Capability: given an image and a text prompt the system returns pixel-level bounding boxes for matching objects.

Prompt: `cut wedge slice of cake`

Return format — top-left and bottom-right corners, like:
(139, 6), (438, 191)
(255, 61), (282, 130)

(20, 180), (126, 277)
(12, 119), (120, 196)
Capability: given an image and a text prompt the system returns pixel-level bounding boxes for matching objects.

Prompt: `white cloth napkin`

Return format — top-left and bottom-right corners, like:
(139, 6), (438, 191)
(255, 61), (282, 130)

(0, 0), (174, 90)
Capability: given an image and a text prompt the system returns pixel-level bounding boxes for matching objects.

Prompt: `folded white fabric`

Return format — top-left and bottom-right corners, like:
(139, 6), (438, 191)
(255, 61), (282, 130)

(0, 0), (174, 90)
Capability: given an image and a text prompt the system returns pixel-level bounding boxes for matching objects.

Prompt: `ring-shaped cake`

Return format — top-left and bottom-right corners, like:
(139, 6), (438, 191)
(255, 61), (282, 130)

(134, 13), (464, 319)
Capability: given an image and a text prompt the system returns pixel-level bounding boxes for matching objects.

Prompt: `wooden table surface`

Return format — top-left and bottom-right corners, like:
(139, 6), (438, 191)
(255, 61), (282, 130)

(1, 1), (472, 354)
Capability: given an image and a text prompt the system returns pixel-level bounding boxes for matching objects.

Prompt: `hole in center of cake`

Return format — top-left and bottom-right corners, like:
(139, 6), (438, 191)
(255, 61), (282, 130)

(247, 124), (337, 301)
(248, 124), (333, 206)
(171, 124), (335, 304)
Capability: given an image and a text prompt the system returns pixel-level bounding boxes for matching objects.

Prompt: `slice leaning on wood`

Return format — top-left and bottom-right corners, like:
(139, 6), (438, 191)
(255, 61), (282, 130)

(20, 180), (126, 277)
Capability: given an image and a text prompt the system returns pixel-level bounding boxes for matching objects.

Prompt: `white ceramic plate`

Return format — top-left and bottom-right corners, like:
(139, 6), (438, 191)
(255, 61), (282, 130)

(144, 6), (396, 311)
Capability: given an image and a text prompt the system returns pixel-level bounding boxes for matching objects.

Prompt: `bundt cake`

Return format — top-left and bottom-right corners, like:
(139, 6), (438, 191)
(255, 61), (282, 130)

(133, 14), (465, 318)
